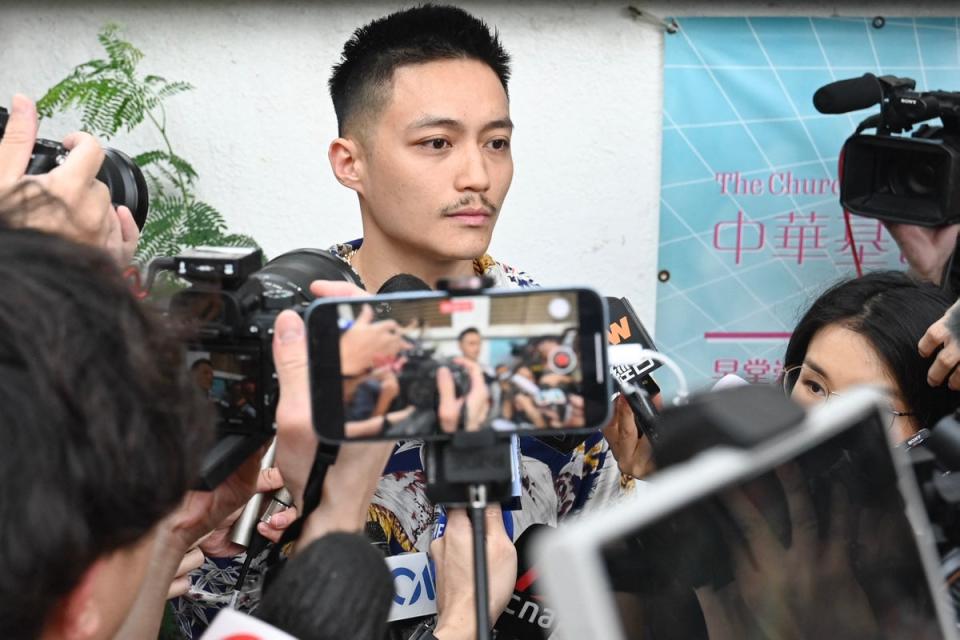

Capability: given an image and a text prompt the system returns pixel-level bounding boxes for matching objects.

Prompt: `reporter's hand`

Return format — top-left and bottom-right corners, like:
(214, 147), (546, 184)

(274, 280), (394, 549)
(196, 466), (288, 558)
(438, 357), (490, 433)
(719, 465), (877, 639)
(432, 507), (517, 640)
(884, 221), (960, 285)
(167, 547), (204, 599)
(340, 305), (408, 376)
(541, 392), (585, 428)
(602, 395), (656, 479)
(115, 455), (264, 639)
(0, 94), (138, 265)
(168, 456), (270, 558)
(919, 297), (960, 388)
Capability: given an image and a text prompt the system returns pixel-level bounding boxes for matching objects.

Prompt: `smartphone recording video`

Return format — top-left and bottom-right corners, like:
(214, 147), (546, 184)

(306, 288), (611, 443)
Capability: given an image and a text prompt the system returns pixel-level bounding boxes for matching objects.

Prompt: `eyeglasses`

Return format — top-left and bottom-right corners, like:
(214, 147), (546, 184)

(782, 364), (915, 433)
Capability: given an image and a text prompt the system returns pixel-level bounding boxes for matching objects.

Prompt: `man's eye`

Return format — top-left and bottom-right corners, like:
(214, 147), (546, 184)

(421, 138), (451, 150)
(488, 138), (510, 151)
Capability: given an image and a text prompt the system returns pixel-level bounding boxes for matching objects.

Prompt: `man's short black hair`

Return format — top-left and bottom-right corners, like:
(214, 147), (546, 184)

(458, 326), (481, 341)
(329, 4), (511, 136)
(0, 204), (211, 635)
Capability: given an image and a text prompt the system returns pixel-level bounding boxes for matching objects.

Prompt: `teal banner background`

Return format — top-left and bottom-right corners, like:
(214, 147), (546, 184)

(655, 16), (960, 394)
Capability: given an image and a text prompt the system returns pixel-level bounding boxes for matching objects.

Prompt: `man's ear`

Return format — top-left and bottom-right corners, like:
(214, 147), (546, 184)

(328, 137), (366, 195)
(48, 561), (104, 640)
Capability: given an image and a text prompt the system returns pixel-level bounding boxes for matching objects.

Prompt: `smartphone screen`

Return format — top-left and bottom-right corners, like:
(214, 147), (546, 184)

(599, 411), (948, 640)
(306, 288), (610, 442)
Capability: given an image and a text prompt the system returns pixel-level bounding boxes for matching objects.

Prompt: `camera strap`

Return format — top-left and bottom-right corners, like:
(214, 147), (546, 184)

(271, 441), (340, 558)
(260, 441), (338, 596)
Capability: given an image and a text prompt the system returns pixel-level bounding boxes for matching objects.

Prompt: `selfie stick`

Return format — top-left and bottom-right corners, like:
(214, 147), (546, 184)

(469, 484), (491, 640)
(423, 275), (512, 640)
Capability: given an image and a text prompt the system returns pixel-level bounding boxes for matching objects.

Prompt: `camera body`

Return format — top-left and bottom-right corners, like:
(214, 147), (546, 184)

(841, 121), (960, 226)
(395, 346), (470, 412)
(0, 107), (150, 229)
(158, 246), (360, 488)
(816, 76), (960, 226)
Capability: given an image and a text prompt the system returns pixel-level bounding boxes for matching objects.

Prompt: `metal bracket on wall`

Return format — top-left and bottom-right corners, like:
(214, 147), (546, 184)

(627, 6), (679, 34)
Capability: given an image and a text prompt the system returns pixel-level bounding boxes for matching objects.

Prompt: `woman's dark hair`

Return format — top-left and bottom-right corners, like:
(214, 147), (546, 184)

(784, 270), (960, 430)
(257, 532), (393, 640)
(0, 187), (212, 636)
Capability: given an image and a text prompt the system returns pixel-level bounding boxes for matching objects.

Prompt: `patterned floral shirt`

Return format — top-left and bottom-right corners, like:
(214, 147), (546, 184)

(171, 242), (633, 638)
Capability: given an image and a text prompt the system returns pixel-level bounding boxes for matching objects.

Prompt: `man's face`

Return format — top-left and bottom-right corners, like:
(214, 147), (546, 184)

(358, 58), (513, 261)
(192, 362), (213, 392)
(459, 331), (482, 361)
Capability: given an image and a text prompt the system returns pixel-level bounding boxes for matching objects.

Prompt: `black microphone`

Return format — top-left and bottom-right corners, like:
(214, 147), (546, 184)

(493, 524), (557, 639)
(378, 273), (432, 294)
(606, 296), (661, 394)
(374, 274), (432, 324)
(813, 73), (883, 114)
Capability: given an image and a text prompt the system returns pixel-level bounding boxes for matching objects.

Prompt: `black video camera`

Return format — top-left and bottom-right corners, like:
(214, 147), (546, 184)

(150, 246), (360, 488)
(814, 74), (960, 226)
(0, 106), (150, 229)
(394, 343), (470, 412)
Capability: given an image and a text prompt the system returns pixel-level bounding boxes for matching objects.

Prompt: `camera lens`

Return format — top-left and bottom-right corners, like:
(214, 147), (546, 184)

(906, 163), (938, 196)
(251, 248), (363, 301)
(882, 150), (941, 199)
(97, 148), (150, 230)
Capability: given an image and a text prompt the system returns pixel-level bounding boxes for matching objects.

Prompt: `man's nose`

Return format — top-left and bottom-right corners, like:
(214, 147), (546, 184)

(454, 144), (491, 193)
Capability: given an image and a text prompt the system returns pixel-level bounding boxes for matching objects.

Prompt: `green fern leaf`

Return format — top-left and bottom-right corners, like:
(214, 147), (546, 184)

(42, 23), (262, 259)
(98, 24), (144, 73)
(155, 81), (194, 101)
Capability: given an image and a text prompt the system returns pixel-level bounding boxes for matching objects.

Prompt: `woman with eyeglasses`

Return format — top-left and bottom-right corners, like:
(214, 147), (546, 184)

(782, 270), (960, 443)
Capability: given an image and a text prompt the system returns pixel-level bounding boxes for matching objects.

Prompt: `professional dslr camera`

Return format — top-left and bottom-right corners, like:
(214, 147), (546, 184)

(394, 341), (470, 412)
(813, 74), (960, 226)
(367, 341), (471, 438)
(148, 246), (360, 488)
(0, 106), (149, 229)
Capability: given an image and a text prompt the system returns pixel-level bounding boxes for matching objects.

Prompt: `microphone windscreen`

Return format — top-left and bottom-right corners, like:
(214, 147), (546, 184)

(257, 532), (392, 640)
(813, 73), (882, 114)
(377, 273), (432, 294)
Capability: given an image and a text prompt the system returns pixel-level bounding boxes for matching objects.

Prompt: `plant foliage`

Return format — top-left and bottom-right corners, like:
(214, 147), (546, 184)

(38, 24), (258, 263)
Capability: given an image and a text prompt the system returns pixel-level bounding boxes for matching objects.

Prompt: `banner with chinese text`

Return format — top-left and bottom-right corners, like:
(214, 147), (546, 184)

(655, 16), (959, 394)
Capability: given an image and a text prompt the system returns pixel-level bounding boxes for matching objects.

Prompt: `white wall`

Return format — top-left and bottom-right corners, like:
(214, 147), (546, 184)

(1, 1), (957, 336)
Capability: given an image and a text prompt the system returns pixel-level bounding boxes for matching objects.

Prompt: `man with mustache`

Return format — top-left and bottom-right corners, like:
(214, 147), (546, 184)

(177, 6), (631, 639)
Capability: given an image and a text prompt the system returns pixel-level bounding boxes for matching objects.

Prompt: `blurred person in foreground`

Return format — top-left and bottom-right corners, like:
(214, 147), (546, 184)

(0, 95), (406, 639)
(0, 92), (270, 640)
